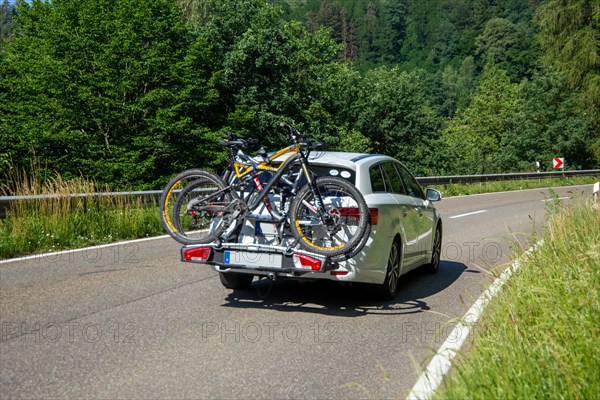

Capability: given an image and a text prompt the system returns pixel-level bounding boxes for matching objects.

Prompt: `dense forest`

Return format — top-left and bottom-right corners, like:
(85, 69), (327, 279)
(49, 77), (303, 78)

(1, 0), (598, 189)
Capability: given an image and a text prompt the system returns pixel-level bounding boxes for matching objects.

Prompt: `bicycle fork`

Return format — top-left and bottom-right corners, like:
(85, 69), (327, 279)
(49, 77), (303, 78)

(299, 162), (327, 218)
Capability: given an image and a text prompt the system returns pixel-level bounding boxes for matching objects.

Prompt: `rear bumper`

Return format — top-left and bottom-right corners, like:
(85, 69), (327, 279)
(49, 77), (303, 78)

(181, 242), (335, 275)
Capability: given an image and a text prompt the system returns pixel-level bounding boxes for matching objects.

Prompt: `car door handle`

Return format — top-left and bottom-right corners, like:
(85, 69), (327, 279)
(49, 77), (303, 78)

(401, 207), (408, 217)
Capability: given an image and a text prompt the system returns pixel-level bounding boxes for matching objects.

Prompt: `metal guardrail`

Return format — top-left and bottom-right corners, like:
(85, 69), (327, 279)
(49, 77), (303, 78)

(1, 170), (598, 218)
(415, 169), (600, 185)
(0, 190), (162, 203)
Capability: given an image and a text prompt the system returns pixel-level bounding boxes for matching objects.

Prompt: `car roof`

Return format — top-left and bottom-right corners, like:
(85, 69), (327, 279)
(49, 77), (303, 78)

(307, 151), (393, 169)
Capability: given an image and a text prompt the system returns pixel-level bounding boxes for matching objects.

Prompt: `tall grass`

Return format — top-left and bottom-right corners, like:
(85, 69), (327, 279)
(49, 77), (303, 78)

(0, 168), (162, 259)
(435, 197), (600, 399)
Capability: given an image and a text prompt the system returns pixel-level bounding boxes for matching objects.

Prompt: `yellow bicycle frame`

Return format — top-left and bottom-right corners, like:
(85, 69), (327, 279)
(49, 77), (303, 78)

(233, 144), (300, 178)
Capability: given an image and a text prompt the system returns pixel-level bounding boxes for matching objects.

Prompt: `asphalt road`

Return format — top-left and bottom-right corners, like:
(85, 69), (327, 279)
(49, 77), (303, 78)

(0, 184), (593, 399)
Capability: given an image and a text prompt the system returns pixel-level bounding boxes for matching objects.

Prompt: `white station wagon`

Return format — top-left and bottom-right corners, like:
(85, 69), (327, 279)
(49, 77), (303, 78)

(181, 152), (442, 300)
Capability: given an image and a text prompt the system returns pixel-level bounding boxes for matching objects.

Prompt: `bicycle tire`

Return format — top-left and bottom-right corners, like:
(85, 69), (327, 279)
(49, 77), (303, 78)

(159, 169), (232, 245)
(289, 176), (370, 257)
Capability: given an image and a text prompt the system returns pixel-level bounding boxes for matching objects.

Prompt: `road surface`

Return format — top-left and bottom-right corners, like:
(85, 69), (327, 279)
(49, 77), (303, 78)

(0, 184), (592, 399)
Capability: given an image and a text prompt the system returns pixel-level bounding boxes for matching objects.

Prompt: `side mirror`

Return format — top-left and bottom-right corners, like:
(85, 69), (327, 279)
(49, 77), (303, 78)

(426, 188), (442, 202)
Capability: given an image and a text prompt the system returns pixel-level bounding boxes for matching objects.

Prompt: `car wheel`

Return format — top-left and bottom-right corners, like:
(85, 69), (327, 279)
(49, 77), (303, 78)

(373, 239), (401, 300)
(219, 272), (254, 289)
(424, 225), (442, 274)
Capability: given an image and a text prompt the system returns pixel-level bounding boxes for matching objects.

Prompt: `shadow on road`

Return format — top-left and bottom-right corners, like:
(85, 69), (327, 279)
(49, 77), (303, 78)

(221, 260), (467, 317)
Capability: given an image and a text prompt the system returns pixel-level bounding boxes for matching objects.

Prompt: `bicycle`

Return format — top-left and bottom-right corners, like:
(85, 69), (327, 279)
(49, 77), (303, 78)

(159, 123), (371, 258)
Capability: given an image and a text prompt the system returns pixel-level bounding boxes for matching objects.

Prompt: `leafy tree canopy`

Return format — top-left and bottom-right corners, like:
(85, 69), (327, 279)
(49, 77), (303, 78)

(0, 0), (597, 190)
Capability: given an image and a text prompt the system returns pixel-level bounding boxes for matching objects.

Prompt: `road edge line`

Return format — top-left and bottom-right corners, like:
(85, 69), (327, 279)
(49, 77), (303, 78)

(0, 234), (171, 265)
(405, 239), (544, 400)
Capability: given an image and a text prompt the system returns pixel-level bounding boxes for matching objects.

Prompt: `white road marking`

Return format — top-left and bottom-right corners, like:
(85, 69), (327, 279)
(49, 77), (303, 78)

(405, 240), (543, 400)
(448, 210), (488, 219)
(0, 234), (171, 264)
(541, 197), (570, 202)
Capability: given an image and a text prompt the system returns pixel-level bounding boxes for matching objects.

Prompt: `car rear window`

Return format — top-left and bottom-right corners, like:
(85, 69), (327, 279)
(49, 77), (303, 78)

(370, 165), (386, 192)
(395, 163), (424, 199)
(310, 165), (356, 185)
(264, 160), (356, 186)
(382, 162), (406, 194)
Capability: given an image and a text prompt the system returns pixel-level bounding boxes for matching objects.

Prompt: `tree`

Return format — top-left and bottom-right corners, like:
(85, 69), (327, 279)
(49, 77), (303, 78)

(176, 0), (218, 26)
(353, 67), (440, 174)
(383, 0), (408, 61)
(441, 56), (476, 116)
(0, 0), (217, 187)
(306, 0), (357, 60)
(212, 0), (343, 147)
(475, 17), (538, 81)
(0, 0), (17, 43)
(535, 0), (599, 166)
(400, 0), (441, 68)
(503, 68), (596, 170)
(535, 0), (600, 124)
(438, 64), (519, 174)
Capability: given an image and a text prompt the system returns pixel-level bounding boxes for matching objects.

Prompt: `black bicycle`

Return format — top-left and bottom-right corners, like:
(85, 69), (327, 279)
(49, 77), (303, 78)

(159, 123), (370, 258)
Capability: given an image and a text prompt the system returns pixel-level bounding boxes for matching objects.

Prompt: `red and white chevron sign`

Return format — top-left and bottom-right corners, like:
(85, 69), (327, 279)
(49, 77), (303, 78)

(553, 157), (564, 169)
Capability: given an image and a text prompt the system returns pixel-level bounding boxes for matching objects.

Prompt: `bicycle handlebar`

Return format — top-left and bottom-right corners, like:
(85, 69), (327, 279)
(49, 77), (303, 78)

(218, 137), (259, 149)
(280, 122), (302, 142)
(219, 125), (322, 165)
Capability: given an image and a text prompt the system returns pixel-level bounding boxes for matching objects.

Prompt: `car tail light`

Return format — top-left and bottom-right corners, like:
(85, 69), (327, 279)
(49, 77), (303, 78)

(337, 208), (378, 225)
(293, 254), (322, 271)
(330, 270), (349, 276)
(338, 207), (361, 219)
(184, 247), (212, 262)
(369, 208), (378, 225)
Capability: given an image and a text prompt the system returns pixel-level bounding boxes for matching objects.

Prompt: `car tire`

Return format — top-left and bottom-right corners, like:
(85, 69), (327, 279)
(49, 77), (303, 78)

(373, 239), (401, 300)
(219, 272), (254, 290)
(423, 225), (442, 274)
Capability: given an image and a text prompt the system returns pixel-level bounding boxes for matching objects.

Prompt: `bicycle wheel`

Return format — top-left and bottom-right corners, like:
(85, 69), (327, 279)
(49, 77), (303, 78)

(160, 169), (233, 245)
(289, 176), (370, 257)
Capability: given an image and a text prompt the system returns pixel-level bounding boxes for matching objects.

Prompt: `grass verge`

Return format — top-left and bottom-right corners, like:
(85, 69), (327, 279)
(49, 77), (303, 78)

(435, 197), (600, 399)
(434, 175), (599, 197)
(0, 171), (163, 260)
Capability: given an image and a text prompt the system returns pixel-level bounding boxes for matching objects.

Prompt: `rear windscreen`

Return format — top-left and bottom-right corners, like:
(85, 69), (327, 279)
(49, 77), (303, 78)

(310, 165), (356, 185)
(258, 162), (356, 188)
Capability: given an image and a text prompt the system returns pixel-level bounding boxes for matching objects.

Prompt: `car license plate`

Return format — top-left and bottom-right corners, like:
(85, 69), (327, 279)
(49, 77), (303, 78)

(224, 251), (283, 269)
